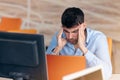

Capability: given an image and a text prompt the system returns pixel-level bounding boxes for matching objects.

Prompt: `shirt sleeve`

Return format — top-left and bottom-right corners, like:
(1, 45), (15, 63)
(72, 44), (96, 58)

(46, 32), (58, 54)
(84, 34), (112, 80)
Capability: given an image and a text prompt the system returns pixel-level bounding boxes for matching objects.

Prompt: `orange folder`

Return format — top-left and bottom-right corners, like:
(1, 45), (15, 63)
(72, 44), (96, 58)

(46, 55), (86, 80)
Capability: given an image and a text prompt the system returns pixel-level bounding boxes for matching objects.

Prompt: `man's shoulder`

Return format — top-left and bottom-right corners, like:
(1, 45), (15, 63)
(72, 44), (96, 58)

(86, 28), (106, 43)
(87, 28), (106, 37)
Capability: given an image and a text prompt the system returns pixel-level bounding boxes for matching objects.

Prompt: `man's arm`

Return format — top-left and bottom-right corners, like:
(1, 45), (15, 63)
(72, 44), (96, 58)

(84, 35), (112, 80)
(46, 29), (66, 55)
(46, 32), (58, 54)
(52, 29), (66, 55)
(77, 27), (112, 80)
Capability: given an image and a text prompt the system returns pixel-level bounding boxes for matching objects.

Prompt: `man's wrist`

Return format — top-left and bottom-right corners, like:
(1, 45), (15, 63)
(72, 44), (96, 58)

(82, 47), (88, 55)
(52, 46), (61, 55)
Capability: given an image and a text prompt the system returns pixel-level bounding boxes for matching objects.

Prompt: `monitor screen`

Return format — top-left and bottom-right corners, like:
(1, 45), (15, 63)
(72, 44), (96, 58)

(0, 32), (48, 80)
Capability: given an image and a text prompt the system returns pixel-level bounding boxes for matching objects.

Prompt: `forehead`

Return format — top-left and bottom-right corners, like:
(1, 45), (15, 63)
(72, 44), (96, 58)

(63, 25), (80, 31)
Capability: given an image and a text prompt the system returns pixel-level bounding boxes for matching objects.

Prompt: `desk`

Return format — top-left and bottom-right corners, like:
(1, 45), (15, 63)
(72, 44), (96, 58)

(110, 74), (120, 80)
(63, 65), (120, 80)
(63, 65), (105, 80)
(0, 77), (13, 80)
(0, 74), (119, 80)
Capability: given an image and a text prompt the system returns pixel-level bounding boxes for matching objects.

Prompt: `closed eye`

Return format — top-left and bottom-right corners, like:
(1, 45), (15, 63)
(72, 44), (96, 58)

(63, 29), (79, 33)
(63, 30), (69, 33)
(72, 29), (79, 33)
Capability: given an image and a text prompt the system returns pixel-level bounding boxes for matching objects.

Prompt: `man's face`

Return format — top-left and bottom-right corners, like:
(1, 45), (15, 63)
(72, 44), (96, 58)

(63, 25), (81, 45)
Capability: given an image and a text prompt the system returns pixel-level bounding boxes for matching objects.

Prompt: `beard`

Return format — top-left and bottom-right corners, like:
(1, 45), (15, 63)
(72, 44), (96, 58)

(67, 38), (78, 45)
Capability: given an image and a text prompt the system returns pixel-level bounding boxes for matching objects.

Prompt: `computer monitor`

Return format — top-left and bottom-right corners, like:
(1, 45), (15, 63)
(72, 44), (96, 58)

(0, 31), (48, 80)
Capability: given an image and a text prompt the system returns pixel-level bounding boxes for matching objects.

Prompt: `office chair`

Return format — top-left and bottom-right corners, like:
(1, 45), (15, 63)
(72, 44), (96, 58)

(0, 17), (22, 31)
(7, 29), (37, 34)
(107, 37), (112, 59)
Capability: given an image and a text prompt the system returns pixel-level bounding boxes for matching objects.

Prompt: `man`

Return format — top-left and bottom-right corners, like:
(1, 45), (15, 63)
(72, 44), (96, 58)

(46, 7), (112, 80)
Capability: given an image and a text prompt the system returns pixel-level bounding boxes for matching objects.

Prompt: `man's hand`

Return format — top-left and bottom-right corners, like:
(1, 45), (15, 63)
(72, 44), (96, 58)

(77, 27), (88, 55)
(53, 29), (67, 55)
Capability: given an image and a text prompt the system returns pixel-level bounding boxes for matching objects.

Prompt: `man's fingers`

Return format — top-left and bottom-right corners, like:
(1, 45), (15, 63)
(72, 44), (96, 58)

(57, 29), (63, 38)
(79, 27), (84, 37)
(78, 27), (85, 43)
(78, 27), (82, 38)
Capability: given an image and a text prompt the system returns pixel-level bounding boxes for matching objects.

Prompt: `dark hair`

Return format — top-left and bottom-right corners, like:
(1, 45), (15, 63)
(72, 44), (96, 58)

(61, 7), (84, 28)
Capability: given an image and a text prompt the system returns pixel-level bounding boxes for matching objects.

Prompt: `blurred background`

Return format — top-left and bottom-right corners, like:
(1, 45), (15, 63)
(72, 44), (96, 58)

(0, 0), (120, 73)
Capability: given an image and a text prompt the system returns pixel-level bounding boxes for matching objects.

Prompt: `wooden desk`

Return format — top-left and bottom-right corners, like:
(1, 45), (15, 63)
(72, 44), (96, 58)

(63, 65), (120, 80)
(0, 77), (13, 80)
(63, 65), (105, 80)
(110, 74), (120, 80)
(0, 73), (119, 80)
